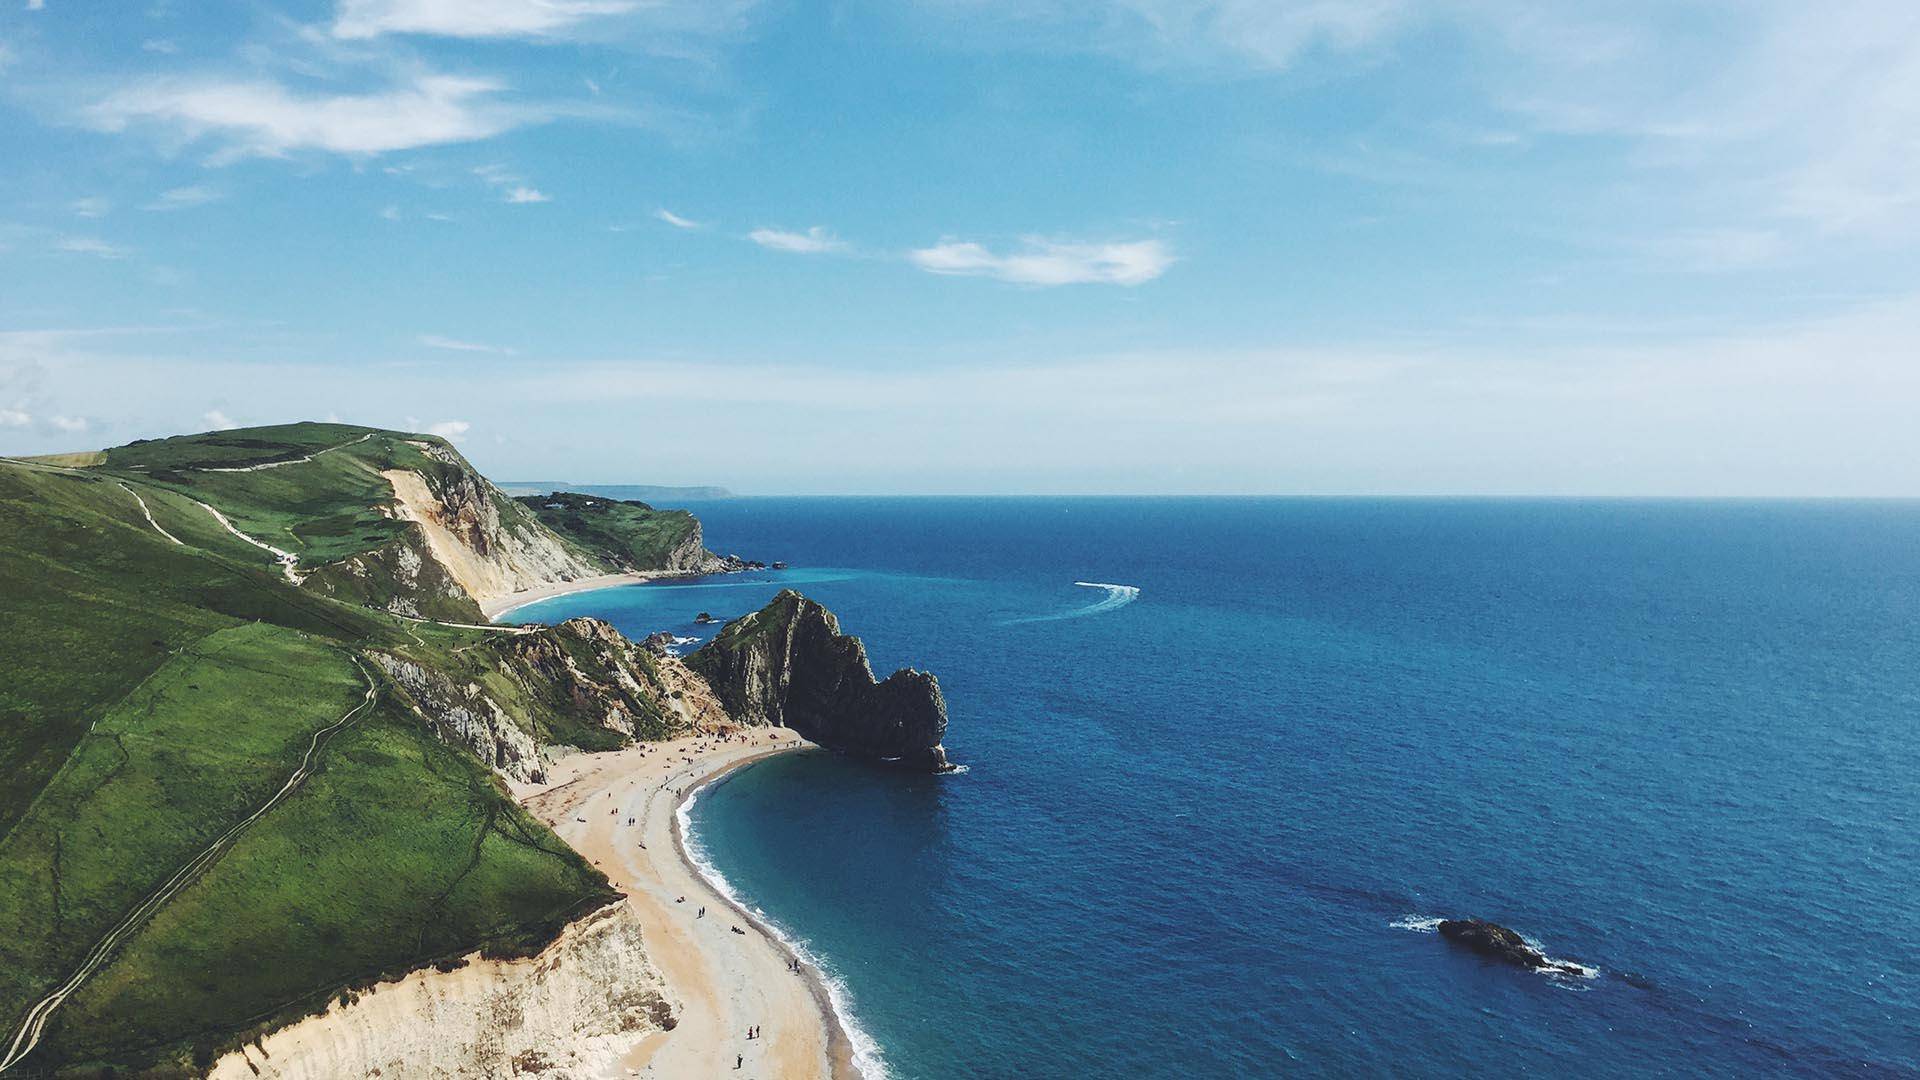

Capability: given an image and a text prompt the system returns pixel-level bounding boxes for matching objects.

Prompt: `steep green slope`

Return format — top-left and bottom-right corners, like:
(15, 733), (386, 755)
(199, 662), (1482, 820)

(515, 491), (707, 571)
(0, 458), (387, 838)
(0, 450), (618, 1075)
(95, 422), (611, 622)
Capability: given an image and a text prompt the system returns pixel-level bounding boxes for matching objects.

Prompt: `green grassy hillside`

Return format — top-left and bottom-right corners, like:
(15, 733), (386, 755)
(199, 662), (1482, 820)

(0, 433), (626, 1075)
(516, 490), (704, 570)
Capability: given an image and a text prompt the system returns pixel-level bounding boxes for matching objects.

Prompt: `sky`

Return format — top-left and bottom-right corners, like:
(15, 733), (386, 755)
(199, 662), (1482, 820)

(1, 0), (1918, 494)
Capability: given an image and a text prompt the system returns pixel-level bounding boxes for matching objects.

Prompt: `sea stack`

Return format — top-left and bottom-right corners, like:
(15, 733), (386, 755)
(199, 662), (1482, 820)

(689, 589), (954, 771)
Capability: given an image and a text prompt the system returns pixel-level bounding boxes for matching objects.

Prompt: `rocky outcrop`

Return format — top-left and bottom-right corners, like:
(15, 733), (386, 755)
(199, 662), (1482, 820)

(1437, 919), (1587, 976)
(371, 653), (548, 783)
(689, 590), (953, 771)
(376, 618), (705, 783)
(496, 618), (677, 743)
(208, 903), (673, 1080)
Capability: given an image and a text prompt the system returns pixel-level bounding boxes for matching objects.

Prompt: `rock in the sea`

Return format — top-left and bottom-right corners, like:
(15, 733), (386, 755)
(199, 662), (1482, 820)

(1437, 919), (1583, 975)
(694, 611), (717, 624)
(689, 589), (953, 771)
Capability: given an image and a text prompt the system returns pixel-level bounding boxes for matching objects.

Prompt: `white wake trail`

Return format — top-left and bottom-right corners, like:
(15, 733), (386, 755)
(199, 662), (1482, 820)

(1003, 581), (1142, 625)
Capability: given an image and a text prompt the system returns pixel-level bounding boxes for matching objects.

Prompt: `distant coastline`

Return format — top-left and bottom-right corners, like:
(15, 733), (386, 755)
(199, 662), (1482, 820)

(500, 482), (736, 502)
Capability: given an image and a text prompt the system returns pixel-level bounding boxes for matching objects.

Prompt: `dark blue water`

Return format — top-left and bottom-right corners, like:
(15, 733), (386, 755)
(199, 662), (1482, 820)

(512, 499), (1920, 1078)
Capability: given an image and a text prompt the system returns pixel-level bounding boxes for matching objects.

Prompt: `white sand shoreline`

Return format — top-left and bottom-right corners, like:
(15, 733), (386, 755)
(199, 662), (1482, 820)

(482, 571), (669, 621)
(518, 732), (860, 1079)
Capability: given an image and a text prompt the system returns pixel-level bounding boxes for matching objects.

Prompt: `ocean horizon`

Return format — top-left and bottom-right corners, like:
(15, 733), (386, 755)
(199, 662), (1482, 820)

(513, 495), (1920, 1078)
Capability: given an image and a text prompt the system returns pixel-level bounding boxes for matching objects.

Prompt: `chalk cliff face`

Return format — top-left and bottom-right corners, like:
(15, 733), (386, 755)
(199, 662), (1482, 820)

(207, 903), (672, 1080)
(689, 590), (953, 771)
(382, 442), (605, 606)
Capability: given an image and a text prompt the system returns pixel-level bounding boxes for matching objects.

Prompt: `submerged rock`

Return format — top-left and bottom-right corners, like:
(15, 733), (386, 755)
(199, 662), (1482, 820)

(689, 589), (953, 771)
(1437, 919), (1585, 976)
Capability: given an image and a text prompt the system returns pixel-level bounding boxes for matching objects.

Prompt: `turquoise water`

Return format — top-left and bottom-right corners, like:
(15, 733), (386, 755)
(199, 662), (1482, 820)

(512, 498), (1920, 1077)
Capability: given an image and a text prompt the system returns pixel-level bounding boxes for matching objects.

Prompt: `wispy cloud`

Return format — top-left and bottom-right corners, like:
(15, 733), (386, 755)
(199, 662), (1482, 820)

(0, 408), (30, 427)
(418, 334), (514, 355)
(333, 0), (638, 40)
(910, 237), (1174, 286)
(70, 197), (111, 218)
(504, 186), (550, 204)
(54, 236), (132, 259)
(142, 185), (223, 211)
(48, 414), (88, 433)
(655, 208), (702, 229)
(88, 72), (541, 159)
(203, 409), (238, 430)
(748, 226), (844, 254)
(425, 419), (471, 439)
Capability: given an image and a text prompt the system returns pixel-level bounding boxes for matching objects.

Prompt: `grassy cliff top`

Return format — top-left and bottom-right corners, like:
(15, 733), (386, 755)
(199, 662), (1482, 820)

(516, 490), (702, 571)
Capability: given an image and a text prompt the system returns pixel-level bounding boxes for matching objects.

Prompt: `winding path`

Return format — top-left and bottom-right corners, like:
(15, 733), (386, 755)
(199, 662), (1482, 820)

(192, 498), (304, 584)
(197, 433), (373, 473)
(116, 482), (183, 546)
(0, 659), (379, 1075)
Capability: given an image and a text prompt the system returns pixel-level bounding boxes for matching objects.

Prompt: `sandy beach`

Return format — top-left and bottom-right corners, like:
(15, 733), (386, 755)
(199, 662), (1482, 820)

(514, 731), (860, 1080)
(480, 572), (654, 621)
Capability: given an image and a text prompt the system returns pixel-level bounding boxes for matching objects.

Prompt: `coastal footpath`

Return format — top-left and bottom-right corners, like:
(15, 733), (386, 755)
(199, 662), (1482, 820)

(0, 422), (948, 1076)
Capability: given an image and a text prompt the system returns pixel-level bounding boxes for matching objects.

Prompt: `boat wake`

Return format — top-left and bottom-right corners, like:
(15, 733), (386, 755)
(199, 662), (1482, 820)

(1003, 581), (1141, 625)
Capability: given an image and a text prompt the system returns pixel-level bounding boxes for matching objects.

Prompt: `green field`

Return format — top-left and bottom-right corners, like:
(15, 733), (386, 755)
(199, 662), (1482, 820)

(0, 425), (640, 1074)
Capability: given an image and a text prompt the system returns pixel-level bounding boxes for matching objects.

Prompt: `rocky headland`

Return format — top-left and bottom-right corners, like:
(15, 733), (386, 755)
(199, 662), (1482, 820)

(689, 589), (954, 772)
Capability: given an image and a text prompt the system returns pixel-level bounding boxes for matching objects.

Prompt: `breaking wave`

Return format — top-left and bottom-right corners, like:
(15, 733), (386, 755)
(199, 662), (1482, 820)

(680, 775), (892, 1078)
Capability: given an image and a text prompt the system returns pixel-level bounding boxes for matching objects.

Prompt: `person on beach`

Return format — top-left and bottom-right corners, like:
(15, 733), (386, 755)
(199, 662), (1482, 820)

(736, 1054), (742, 1069)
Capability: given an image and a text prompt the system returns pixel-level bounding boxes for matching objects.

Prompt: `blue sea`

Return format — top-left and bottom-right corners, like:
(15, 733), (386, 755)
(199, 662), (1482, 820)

(508, 499), (1920, 1078)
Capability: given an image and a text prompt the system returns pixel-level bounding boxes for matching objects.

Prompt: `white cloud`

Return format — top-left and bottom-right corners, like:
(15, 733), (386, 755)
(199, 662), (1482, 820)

(655, 208), (702, 229)
(54, 236), (131, 259)
(142, 185), (223, 211)
(504, 186), (550, 204)
(418, 334), (514, 355)
(48, 415), (87, 433)
(26, 0), (46, 10)
(333, 0), (637, 40)
(89, 72), (539, 159)
(425, 419), (471, 439)
(141, 39), (180, 55)
(380, 203), (402, 221)
(0, 408), (30, 427)
(748, 226), (844, 254)
(910, 237), (1174, 286)
(71, 197), (111, 218)
(203, 409), (238, 430)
